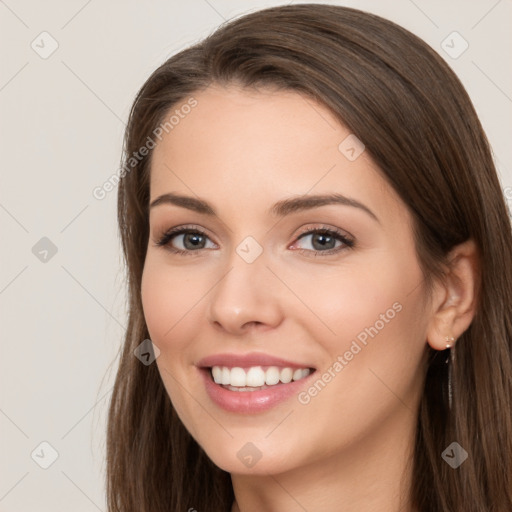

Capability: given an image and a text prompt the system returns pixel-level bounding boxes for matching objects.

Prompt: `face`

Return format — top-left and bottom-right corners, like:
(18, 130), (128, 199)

(141, 84), (430, 476)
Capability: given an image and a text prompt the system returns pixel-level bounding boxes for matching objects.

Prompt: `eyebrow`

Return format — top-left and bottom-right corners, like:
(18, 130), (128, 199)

(149, 192), (379, 223)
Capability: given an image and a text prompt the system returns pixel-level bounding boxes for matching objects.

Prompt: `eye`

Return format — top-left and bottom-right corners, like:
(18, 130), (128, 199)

(155, 226), (216, 255)
(154, 224), (354, 257)
(290, 226), (354, 256)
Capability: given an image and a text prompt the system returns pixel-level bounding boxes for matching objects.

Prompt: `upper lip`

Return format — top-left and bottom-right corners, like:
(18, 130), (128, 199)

(196, 352), (315, 369)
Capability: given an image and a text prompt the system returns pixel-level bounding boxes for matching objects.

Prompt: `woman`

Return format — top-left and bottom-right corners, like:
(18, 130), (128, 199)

(106, 4), (512, 511)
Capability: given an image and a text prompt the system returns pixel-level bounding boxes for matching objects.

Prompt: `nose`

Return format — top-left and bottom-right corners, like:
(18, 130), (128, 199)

(206, 252), (285, 335)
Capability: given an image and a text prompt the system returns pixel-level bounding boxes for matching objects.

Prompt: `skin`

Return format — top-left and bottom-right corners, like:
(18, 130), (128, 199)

(141, 84), (478, 512)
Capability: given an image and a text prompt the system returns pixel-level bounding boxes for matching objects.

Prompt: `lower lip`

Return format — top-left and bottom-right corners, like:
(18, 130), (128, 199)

(199, 368), (315, 413)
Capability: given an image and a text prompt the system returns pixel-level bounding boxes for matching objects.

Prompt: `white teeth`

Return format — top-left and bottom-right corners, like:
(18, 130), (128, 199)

(280, 367), (293, 384)
(265, 366), (280, 385)
(246, 366), (266, 387)
(210, 365), (312, 388)
(212, 366), (222, 384)
(226, 384), (268, 392)
(221, 367), (230, 385)
(230, 367), (246, 387)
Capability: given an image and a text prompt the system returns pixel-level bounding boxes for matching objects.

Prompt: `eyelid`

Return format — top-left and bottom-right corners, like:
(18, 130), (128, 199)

(293, 223), (354, 241)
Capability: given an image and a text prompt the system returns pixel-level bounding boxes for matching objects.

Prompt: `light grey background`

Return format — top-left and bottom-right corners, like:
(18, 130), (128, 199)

(1, 0), (510, 510)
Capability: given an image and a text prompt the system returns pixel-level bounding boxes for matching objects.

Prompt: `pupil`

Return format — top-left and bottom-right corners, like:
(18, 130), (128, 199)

(313, 233), (334, 250)
(184, 233), (204, 249)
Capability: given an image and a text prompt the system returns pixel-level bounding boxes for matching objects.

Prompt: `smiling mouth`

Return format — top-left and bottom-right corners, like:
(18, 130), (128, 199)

(207, 365), (316, 391)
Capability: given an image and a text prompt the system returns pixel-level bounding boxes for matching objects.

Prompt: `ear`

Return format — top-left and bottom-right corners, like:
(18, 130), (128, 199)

(426, 239), (480, 351)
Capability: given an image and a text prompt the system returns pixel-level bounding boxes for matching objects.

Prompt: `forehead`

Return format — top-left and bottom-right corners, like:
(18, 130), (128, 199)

(152, 85), (341, 172)
(149, 85), (404, 221)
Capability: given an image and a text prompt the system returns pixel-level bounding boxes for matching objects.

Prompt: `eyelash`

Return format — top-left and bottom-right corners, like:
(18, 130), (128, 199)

(154, 224), (355, 257)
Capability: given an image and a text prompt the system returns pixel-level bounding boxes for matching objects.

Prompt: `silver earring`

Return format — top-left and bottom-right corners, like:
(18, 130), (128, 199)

(445, 336), (456, 409)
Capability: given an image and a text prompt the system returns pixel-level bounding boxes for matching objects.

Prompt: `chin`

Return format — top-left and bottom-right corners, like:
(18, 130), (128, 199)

(201, 440), (296, 476)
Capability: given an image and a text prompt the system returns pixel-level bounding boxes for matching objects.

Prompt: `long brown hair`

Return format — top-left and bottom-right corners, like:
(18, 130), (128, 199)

(107, 4), (512, 511)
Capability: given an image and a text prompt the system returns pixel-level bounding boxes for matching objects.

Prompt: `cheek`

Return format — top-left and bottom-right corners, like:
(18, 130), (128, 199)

(301, 255), (427, 411)
(141, 263), (172, 341)
(285, 246), (428, 412)
(282, 251), (423, 350)
(140, 256), (202, 358)
(140, 258), (206, 431)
